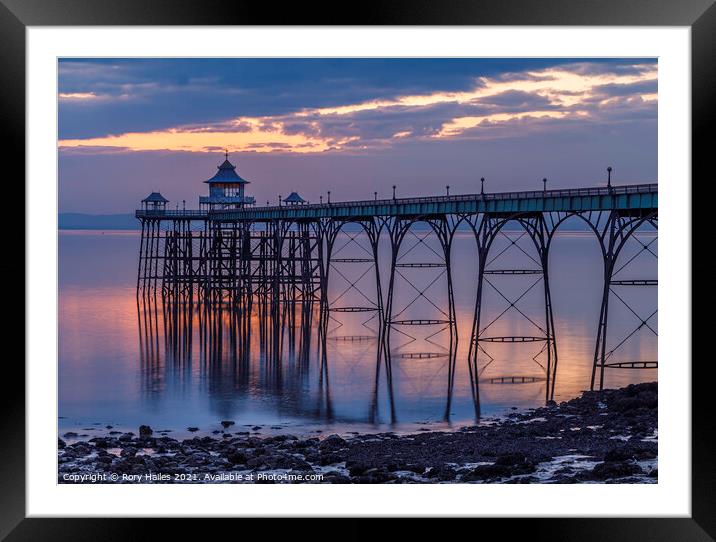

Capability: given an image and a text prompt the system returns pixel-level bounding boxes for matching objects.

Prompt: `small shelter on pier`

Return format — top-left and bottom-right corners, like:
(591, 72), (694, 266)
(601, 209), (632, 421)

(199, 152), (256, 210)
(283, 192), (307, 205)
(141, 192), (169, 212)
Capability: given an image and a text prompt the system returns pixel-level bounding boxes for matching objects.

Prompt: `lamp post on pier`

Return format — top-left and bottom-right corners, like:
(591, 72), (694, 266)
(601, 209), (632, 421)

(392, 185), (396, 199)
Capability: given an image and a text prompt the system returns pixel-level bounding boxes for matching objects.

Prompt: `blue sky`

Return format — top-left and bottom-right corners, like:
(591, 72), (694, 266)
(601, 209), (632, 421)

(58, 58), (657, 213)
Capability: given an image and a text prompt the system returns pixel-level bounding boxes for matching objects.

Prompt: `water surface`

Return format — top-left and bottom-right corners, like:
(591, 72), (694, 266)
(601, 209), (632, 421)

(59, 227), (657, 438)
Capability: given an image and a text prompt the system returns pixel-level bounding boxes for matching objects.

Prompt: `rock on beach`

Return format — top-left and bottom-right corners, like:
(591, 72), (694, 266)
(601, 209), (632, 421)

(58, 382), (657, 485)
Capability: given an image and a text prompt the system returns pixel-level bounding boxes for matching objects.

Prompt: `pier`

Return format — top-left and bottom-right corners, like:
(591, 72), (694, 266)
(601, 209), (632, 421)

(136, 156), (657, 407)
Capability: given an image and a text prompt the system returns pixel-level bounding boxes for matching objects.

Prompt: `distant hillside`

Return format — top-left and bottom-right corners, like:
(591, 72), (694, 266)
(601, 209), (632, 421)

(59, 213), (140, 230)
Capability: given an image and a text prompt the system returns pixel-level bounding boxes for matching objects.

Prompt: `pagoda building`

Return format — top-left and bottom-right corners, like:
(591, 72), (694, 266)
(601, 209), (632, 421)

(140, 191), (169, 212)
(199, 152), (256, 210)
(283, 192), (307, 205)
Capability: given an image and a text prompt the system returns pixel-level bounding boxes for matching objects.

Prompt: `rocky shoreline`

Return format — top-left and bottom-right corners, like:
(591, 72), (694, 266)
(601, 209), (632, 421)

(59, 382), (657, 484)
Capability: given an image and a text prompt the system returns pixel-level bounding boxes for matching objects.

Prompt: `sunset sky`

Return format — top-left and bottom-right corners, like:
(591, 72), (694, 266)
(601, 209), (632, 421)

(58, 58), (657, 214)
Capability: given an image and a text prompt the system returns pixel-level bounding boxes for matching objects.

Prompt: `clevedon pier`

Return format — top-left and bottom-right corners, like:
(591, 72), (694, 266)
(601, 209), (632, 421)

(136, 155), (657, 414)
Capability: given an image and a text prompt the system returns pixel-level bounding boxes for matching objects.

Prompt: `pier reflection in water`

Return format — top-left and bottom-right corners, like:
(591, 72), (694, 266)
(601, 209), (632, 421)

(59, 229), (656, 436)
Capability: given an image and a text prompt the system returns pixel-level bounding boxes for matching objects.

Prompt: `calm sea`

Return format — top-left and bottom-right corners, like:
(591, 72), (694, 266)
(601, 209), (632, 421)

(59, 226), (657, 438)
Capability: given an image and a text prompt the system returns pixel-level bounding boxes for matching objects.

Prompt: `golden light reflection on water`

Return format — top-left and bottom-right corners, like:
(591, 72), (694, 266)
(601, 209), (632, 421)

(59, 230), (656, 433)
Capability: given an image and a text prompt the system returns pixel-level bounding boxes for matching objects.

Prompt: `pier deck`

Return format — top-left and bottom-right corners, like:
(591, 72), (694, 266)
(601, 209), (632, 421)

(136, 183), (657, 221)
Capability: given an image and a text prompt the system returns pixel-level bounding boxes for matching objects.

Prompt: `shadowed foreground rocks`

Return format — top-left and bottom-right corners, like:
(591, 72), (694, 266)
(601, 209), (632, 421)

(58, 382), (657, 484)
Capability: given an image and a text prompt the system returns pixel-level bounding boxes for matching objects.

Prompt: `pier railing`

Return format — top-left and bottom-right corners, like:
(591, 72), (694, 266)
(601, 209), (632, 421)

(136, 209), (209, 218)
(135, 182), (657, 219)
(250, 182), (657, 209)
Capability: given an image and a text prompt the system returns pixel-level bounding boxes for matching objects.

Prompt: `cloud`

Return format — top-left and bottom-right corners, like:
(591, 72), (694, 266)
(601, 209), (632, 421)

(435, 110), (580, 138)
(59, 92), (98, 101)
(58, 61), (657, 155)
(59, 121), (358, 154)
(589, 79), (658, 99)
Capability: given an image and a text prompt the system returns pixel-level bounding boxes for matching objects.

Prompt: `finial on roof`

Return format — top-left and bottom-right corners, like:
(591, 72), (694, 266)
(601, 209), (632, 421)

(224, 148), (229, 161)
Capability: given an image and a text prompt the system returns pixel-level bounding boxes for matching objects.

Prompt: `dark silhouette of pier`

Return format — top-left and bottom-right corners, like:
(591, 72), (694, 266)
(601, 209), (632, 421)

(136, 158), (657, 412)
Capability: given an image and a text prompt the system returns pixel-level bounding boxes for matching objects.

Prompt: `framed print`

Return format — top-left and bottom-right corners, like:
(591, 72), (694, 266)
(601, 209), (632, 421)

(5, 0), (712, 537)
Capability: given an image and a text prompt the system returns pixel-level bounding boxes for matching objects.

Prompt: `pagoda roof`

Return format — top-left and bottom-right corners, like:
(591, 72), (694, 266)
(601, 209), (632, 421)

(283, 192), (306, 204)
(205, 158), (249, 184)
(142, 192), (169, 203)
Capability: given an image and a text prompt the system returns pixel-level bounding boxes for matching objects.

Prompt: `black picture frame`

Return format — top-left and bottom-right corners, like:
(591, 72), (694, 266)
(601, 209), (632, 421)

(4, 0), (711, 538)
